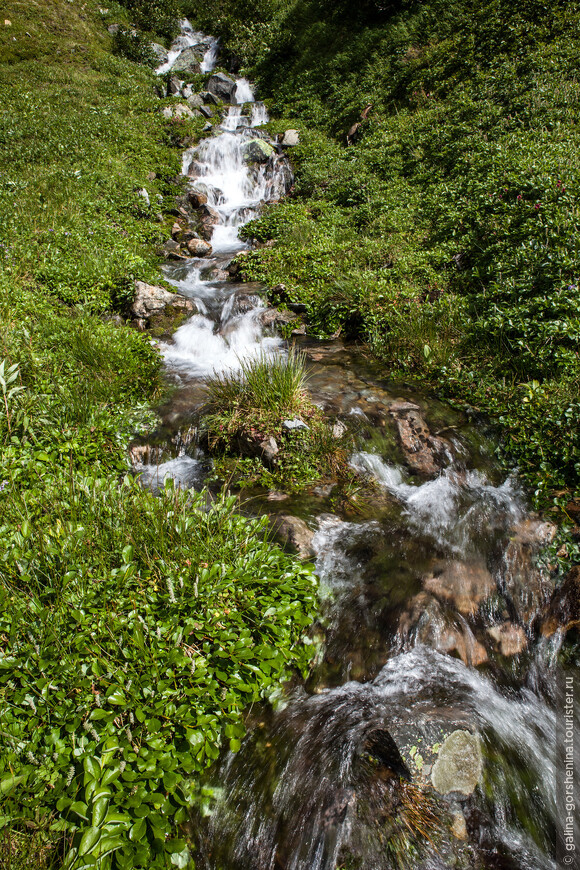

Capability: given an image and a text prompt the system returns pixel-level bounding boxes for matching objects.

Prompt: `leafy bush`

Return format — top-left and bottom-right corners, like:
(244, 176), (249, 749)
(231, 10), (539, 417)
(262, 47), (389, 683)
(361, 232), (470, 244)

(0, 477), (317, 869)
(112, 27), (159, 67)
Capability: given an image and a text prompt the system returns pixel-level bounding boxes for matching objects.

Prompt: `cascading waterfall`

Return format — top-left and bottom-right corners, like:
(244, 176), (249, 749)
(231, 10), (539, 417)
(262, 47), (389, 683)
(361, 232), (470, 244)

(148, 24), (570, 870)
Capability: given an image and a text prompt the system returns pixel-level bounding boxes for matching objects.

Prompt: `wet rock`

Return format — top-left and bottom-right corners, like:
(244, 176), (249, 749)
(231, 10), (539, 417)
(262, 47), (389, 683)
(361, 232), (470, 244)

(272, 514), (315, 560)
(129, 281), (196, 332)
(198, 204), (220, 240)
(150, 42), (168, 64)
(206, 72), (237, 103)
(187, 190), (208, 208)
(541, 565), (580, 637)
(510, 517), (557, 548)
(486, 621), (527, 656)
(199, 104), (214, 118)
(267, 491), (290, 502)
(399, 592), (488, 667)
(172, 46), (203, 73)
(242, 138), (275, 164)
(388, 402), (452, 476)
(431, 730), (482, 796)
(171, 221), (183, 239)
(450, 808), (469, 840)
(362, 727), (411, 781)
(260, 307), (297, 329)
(187, 238), (212, 257)
(423, 560), (496, 616)
(313, 483), (335, 498)
(499, 538), (552, 625)
(163, 238), (183, 256)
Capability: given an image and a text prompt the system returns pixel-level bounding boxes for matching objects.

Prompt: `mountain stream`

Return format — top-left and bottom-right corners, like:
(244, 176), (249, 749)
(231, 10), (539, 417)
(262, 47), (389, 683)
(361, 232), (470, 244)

(134, 23), (578, 870)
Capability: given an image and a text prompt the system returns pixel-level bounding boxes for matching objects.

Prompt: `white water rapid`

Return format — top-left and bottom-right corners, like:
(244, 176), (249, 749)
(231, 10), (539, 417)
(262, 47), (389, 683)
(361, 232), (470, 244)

(159, 57), (290, 376)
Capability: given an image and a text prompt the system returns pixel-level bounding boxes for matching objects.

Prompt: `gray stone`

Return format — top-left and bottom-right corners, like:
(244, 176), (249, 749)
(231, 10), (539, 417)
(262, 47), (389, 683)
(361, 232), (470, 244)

(130, 281), (196, 327)
(168, 75), (182, 95)
(260, 436), (279, 464)
(199, 104), (213, 118)
(332, 421), (347, 438)
(173, 102), (195, 119)
(137, 188), (150, 206)
(242, 138), (275, 164)
(172, 46), (203, 74)
(200, 90), (219, 105)
(272, 514), (315, 560)
(206, 72), (237, 103)
(107, 23), (120, 34)
(282, 418), (309, 431)
(431, 730), (482, 796)
(187, 93), (204, 109)
(281, 129), (300, 147)
(150, 42), (168, 64)
(182, 84), (193, 99)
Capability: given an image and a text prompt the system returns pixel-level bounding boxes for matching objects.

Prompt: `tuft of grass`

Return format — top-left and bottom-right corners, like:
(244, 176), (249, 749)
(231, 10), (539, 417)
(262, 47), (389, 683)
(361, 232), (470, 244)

(207, 348), (308, 418)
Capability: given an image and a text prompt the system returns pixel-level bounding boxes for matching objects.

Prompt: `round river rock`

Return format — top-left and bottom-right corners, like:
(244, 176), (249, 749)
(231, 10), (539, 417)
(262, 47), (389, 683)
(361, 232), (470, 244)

(431, 729), (482, 796)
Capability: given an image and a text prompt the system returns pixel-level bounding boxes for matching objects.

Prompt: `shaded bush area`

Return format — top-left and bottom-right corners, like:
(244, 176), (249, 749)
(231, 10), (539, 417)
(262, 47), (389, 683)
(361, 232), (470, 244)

(212, 0), (580, 503)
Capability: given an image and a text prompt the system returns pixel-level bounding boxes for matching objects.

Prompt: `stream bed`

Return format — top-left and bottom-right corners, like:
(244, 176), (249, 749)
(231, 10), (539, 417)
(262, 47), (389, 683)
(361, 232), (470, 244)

(134, 24), (578, 869)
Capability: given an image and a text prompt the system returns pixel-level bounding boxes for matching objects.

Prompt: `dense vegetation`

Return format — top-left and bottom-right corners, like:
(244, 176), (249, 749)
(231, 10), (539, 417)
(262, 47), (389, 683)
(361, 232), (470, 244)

(191, 0), (580, 507)
(0, 2), (318, 867)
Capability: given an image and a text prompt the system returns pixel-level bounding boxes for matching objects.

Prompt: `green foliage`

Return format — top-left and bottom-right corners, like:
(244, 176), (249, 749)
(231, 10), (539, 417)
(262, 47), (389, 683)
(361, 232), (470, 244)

(0, 478), (317, 869)
(112, 27), (158, 67)
(215, 0), (580, 504)
(0, 4), (321, 867)
(119, 0), (180, 40)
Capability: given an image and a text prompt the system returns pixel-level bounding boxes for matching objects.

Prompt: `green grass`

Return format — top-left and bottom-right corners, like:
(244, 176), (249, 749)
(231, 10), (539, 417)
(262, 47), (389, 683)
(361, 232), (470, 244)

(203, 351), (354, 490)
(0, 3), (322, 867)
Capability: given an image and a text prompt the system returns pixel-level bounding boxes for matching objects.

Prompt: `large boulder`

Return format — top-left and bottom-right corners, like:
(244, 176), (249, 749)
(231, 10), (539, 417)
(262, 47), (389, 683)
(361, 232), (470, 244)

(206, 72), (237, 103)
(161, 103), (195, 120)
(171, 46), (204, 74)
(150, 43), (168, 64)
(129, 281), (196, 334)
(281, 129), (300, 147)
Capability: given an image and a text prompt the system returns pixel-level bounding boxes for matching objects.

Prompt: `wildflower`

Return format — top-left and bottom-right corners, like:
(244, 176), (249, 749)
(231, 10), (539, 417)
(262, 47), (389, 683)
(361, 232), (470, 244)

(129, 711), (135, 725)
(95, 692), (101, 707)
(125, 727), (133, 743)
(126, 680), (132, 692)
(535, 203), (541, 209)
(66, 766), (75, 786)
(167, 577), (177, 604)
(26, 751), (36, 764)
(119, 760), (126, 773)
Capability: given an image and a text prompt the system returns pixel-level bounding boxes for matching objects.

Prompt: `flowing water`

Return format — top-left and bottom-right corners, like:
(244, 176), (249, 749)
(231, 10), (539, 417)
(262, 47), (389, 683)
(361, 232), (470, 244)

(144, 28), (577, 870)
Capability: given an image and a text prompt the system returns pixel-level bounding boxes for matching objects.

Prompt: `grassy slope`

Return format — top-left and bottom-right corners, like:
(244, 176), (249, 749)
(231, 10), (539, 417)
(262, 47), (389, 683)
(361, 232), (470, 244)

(0, 3), (318, 868)
(202, 0), (580, 514)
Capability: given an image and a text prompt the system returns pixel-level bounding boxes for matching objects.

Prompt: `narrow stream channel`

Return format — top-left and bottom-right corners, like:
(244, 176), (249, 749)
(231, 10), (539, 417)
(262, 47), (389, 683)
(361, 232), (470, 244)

(134, 24), (576, 870)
